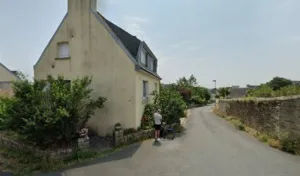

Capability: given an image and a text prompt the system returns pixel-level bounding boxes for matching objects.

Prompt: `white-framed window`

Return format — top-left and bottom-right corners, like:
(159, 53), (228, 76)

(148, 57), (154, 71)
(142, 80), (148, 98)
(58, 42), (69, 58)
(141, 49), (146, 65)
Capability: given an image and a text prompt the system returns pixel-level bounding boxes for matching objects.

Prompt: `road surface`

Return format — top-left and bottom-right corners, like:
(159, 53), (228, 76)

(62, 106), (300, 176)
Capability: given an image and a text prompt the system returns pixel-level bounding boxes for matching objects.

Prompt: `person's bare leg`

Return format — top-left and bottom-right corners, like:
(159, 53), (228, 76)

(158, 130), (160, 139)
(155, 130), (158, 140)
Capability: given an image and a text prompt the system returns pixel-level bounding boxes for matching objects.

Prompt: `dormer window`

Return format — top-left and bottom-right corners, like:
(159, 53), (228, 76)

(148, 56), (154, 71)
(141, 49), (146, 65)
(58, 42), (69, 58)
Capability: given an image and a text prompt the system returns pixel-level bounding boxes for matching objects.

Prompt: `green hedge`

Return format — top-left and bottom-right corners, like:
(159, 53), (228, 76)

(0, 75), (106, 148)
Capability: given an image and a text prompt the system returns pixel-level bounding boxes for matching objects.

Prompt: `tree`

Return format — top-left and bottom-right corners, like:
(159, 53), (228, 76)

(188, 74), (198, 87)
(177, 77), (190, 88)
(218, 87), (230, 99)
(267, 77), (293, 90)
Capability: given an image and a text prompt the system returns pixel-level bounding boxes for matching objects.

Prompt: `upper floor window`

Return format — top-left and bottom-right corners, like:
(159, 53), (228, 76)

(148, 56), (154, 71)
(58, 42), (69, 58)
(141, 49), (146, 65)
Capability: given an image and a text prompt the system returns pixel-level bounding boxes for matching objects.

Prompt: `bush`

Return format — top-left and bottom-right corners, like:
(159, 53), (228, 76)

(141, 104), (156, 129)
(154, 88), (186, 125)
(231, 119), (245, 131)
(280, 137), (300, 154)
(123, 128), (137, 135)
(274, 85), (300, 97)
(6, 75), (106, 148)
(248, 84), (273, 97)
(247, 80), (300, 98)
(0, 97), (16, 130)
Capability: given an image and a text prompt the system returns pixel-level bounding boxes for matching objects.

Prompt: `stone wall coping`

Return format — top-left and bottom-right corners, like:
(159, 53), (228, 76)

(218, 95), (300, 102)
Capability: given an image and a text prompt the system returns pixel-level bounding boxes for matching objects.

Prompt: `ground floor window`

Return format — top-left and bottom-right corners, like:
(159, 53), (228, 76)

(143, 80), (148, 98)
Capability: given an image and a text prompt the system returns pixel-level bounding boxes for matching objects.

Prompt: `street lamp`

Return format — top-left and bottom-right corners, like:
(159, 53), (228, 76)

(213, 80), (217, 107)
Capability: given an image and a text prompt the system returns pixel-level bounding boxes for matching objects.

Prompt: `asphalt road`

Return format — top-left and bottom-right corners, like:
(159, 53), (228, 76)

(62, 106), (300, 176)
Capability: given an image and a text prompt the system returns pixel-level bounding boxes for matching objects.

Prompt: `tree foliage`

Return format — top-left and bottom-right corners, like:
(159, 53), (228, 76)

(247, 82), (300, 98)
(2, 75), (106, 148)
(176, 75), (210, 106)
(217, 87), (230, 99)
(154, 88), (187, 124)
(267, 77), (293, 91)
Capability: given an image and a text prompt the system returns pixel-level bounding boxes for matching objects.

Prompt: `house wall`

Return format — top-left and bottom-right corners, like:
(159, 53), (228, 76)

(34, 1), (138, 135)
(135, 70), (160, 128)
(34, 15), (73, 79)
(86, 13), (136, 135)
(0, 65), (18, 96)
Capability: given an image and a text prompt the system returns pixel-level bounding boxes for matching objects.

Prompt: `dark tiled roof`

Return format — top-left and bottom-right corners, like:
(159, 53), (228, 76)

(229, 88), (247, 98)
(97, 12), (141, 59)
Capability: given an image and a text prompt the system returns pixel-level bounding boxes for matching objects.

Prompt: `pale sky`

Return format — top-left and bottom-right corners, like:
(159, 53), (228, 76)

(0, 0), (300, 88)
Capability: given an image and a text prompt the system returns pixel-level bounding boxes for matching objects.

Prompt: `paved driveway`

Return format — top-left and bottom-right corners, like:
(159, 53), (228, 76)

(62, 106), (300, 176)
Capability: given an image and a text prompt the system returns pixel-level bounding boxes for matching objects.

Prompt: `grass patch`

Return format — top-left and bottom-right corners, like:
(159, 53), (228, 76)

(213, 108), (300, 155)
(0, 145), (117, 176)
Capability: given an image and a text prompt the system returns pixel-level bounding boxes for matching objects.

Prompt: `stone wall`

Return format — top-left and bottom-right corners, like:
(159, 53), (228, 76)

(113, 129), (154, 147)
(0, 135), (91, 159)
(216, 96), (300, 139)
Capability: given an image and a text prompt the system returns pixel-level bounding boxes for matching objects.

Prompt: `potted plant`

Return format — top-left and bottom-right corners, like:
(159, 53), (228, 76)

(114, 123), (122, 131)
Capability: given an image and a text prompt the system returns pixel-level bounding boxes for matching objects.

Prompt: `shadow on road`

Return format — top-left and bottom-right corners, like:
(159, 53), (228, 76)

(152, 141), (162, 146)
(33, 143), (142, 176)
(62, 143), (141, 172)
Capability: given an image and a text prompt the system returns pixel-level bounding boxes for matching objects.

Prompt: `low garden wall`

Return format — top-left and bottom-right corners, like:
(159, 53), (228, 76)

(113, 129), (154, 148)
(0, 135), (90, 159)
(216, 96), (300, 139)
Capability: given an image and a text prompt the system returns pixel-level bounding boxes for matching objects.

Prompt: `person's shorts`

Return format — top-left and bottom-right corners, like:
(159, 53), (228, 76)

(155, 124), (161, 130)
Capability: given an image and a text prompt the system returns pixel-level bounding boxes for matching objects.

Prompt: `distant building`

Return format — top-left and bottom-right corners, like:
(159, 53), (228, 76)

(231, 85), (240, 88)
(292, 81), (300, 86)
(0, 62), (20, 96)
(229, 87), (248, 98)
(246, 84), (259, 89)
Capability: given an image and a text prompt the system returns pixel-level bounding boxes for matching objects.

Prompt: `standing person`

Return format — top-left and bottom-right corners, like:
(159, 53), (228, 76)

(154, 109), (162, 141)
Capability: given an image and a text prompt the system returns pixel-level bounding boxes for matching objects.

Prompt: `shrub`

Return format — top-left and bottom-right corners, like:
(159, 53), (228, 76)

(280, 137), (300, 154)
(154, 88), (186, 125)
(258, 134), (269, 143)
(274, 85), (300, 97)
(141, 104), (156, 129)
(7, 75), (106, 148)
(0, 97), (16, 130)
(231, 119), (245, 131)
(123, 128), (137, 135)
(248, 84), (273, 97)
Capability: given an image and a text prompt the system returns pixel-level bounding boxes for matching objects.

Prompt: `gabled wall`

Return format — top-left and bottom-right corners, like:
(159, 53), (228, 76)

(34, 1), (137, 135)
(34, 14), (72, 79)
(0, 64), (17, 82)
(0, 64), (19, 96)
